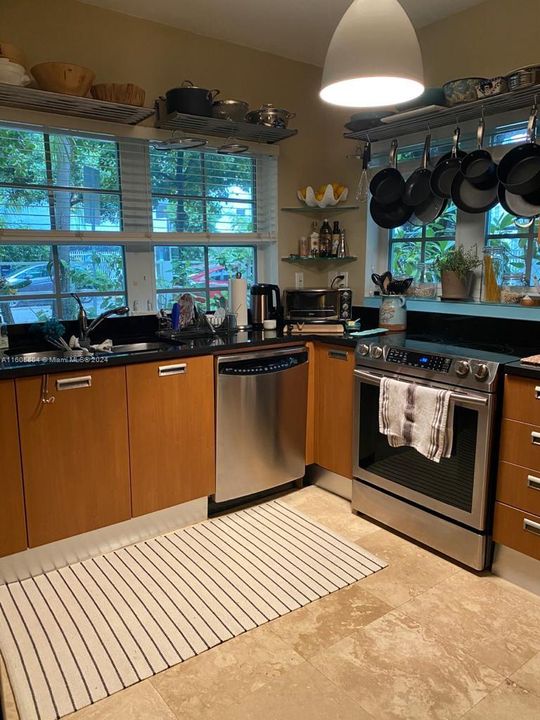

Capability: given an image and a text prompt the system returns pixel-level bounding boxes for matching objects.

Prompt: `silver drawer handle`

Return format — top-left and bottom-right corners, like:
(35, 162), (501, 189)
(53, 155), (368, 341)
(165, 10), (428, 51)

(328, 350), (348, 361)
(527, 474), (540, 491)
(523, 518), (540, 536)
(536, 386), (540, 399)
(56, 376), (92, 391)
(532, 431), (540, 446)
(158, 363), (187, 377)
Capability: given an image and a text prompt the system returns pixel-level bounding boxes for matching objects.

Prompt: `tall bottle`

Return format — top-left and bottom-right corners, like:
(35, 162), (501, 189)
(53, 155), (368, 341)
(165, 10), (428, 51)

(309, 221), (320, 256)
(319, 218), (332, 258)
(331, 220), (341, 257)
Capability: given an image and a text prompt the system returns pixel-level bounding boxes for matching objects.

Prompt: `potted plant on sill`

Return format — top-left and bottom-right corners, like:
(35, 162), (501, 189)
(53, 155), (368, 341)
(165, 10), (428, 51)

(435, 245), (481, 300)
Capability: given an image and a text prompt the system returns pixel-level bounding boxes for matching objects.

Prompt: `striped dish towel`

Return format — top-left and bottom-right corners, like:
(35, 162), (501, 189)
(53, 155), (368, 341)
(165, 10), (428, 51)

(378, 377), (454, 463)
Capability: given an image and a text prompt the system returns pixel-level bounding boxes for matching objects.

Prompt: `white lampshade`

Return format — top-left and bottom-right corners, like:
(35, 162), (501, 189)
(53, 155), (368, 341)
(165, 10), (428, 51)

(320, 0), (424, 108)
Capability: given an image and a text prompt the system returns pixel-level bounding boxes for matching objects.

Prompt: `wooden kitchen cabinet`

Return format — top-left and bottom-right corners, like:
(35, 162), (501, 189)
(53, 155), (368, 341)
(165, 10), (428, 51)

(305, 341), (316, 464)
(127, 355), (215, 517)
(0, 380), (27, 557)
(16, 367), (131, 547)
(315, 343), (355, 478)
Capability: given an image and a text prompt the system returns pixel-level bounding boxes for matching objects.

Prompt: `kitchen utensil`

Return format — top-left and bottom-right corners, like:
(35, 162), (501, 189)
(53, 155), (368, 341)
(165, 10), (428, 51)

(211, 99), (249, 122)
(250, 283), (281, 327)
(164, 81), (220, 117)
(443, 77), (485, 106)
(0, 59), (30, 86)
(218, 138), (249, 154)
(507, 65), (540, 92)
(460, 117), (498, 189)
(245, 104), (295, 128)
(476, 76), (508, 98)
(369, 139), (405, 205)
(430, 127), (463, 199)
(371, 271), (392, 294)
(451, 172), (499, 214)
(31, 62), (95, 96)
(403, 134), (432, 207)
(387, 277), (413, 294)
(0, 42), (26, 69)
(498, 182), (540, 224)
(90, 83), (145, 106)
(498, 107), (540, 196)
(355, 141), (371, 202)
(370, 196), (413, 229)
(408, 195), (447, 227)
(151, 131), (207, 150)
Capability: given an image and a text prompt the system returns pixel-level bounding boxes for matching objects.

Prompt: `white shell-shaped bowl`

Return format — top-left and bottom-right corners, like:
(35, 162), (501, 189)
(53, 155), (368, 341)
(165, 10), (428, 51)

(297, 184), (349, 208)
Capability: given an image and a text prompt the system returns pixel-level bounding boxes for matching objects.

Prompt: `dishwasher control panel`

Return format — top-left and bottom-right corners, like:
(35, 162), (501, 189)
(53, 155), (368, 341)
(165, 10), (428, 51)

(219, 351), (308, 376)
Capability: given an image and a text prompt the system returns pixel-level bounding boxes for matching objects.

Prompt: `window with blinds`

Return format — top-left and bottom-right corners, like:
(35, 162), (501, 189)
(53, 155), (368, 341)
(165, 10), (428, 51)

(0, 123), (278, 239)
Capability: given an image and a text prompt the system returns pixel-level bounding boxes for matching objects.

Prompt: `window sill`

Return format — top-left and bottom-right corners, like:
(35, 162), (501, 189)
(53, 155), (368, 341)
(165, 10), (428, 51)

(362, 296), (540, 321)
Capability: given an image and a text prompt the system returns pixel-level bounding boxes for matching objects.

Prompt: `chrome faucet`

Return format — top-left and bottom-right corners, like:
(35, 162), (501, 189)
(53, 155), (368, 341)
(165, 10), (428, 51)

(71, 294), (129, 346)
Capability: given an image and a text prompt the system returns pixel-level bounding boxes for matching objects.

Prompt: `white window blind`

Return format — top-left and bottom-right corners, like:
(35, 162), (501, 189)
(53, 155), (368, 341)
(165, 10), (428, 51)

(0, 122), (278, 242)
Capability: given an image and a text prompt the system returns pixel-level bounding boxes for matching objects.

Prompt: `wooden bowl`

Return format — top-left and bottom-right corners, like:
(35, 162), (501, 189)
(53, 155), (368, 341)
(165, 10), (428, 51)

(31, 62), (95, 96)
(90, 83), (146, 106)
(0, 42), (26, 69)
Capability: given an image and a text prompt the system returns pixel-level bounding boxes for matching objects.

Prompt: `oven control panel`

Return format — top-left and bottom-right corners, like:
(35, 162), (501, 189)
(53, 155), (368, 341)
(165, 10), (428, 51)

(386, 347), (452, 372)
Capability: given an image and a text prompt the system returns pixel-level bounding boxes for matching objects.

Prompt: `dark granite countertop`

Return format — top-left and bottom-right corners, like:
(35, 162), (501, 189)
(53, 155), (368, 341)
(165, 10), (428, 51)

(505, 360), (540, 380)
(0, 330), (361, 380)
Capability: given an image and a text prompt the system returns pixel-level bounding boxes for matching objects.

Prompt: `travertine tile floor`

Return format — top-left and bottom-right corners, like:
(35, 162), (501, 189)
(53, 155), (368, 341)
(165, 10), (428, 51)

(2, 485), (540, 720)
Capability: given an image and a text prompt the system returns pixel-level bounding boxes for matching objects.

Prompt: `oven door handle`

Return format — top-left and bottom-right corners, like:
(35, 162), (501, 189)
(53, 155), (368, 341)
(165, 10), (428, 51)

(354, 369), (488, 406)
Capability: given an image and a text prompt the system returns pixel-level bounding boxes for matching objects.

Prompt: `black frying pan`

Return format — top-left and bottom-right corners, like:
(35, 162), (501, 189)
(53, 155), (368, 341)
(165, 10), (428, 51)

(370, 196), (412, 229)
(409, 195), (447, 227)
(498, 182), (540, 223)
(430, 127), (463, 199)
(498, 108), (540, 196)
(403, 134), (432, 207)
(451, 172), (499, 214)
(369, 139), (405, 205)
(460, 118), (498, 189)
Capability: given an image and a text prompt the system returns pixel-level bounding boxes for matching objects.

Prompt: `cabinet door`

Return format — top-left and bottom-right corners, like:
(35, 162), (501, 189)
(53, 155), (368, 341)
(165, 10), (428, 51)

(127, 356), (215, 517)
(0, 380), (27, 557)
(17, 368), (131, 547)
(315, 344), (355, 478)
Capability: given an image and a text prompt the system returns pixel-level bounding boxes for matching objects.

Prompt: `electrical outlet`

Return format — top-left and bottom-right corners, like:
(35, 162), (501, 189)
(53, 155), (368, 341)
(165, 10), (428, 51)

(295, 272), (304, 289)
(328, 270), (348, 288)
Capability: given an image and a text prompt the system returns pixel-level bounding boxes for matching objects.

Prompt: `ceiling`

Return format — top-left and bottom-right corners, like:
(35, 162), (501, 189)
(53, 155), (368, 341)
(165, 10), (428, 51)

(80, 0), (486, 67)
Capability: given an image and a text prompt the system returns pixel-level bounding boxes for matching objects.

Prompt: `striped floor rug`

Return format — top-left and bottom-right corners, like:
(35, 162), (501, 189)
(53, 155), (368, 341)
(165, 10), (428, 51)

(0, 499), (386, 720)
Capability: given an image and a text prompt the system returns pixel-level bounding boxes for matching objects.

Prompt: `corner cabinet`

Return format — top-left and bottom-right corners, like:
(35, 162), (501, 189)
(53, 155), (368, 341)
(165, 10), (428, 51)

(16, 367), (131, 547)
(315, 344), (355, 478)
(127, 356), (215, 517)
(0, 380), (27, 557)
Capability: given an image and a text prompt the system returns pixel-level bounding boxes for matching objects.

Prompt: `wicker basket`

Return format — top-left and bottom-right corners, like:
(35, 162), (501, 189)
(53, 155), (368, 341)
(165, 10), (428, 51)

(90, 83), (146, 106)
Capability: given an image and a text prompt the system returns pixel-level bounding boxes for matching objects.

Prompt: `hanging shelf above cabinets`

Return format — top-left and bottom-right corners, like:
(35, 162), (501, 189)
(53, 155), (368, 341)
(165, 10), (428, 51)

(344, 82), (540, 143)
(155, 98), (298, 144)
(0, 82), (155, 125)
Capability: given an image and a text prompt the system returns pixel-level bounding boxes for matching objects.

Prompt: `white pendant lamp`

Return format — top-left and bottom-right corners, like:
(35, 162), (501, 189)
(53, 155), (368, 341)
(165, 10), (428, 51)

(320, 0), (424, 108)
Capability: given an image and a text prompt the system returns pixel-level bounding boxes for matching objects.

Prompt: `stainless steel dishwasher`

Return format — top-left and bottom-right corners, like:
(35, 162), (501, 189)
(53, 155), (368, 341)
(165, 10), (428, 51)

(215, 346), (308, 502)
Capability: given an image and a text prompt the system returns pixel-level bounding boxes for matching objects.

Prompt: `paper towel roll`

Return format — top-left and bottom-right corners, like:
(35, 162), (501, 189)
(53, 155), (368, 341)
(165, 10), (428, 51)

(229, 277), (248, 327)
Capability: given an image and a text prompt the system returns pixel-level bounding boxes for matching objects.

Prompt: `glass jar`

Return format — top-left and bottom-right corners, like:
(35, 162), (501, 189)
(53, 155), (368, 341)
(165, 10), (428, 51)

(482, 247), (506, 303)
(501, 273), (528, 304)
(411, 262), (438, 298)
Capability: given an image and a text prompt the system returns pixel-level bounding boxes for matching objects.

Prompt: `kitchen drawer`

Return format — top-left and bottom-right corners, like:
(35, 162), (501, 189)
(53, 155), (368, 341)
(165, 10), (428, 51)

(497, 461), (540, 516)
(493, 502), (540, 562)
(499, 418), (540, 471)
(503, 375), (540, 425)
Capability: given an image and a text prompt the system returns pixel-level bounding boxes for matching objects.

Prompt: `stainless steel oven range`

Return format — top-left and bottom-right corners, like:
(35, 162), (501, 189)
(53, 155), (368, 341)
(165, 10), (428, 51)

(352, 338), (517, 570)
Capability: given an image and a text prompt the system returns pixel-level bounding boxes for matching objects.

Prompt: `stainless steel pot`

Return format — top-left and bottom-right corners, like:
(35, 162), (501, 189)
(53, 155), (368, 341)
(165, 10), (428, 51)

(212, 99), (249, 122)
(245, 103), (295, 128)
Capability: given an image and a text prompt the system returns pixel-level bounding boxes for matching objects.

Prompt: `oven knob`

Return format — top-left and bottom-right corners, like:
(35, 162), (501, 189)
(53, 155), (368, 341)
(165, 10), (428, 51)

(455, 360), (470, 377)
(358, 343), (370, 356)
(371, 345), (383, 359)
(474, 363), (489, 382)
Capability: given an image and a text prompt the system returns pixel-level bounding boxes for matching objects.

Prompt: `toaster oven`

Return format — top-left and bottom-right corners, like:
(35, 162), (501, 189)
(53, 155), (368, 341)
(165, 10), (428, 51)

(283, 288), (352, 322)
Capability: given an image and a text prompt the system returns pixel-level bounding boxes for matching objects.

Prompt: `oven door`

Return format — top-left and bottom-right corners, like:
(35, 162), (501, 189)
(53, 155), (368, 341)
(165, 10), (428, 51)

(353, 368), (496, 531)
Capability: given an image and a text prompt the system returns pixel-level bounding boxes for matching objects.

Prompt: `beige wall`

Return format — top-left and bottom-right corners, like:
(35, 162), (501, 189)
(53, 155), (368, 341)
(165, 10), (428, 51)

(1, 0), (538, 304)
(0, 0), (356, 297)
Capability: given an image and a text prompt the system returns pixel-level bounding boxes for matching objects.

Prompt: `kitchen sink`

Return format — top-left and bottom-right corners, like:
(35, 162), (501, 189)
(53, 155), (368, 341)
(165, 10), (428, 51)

(106, 341), (178, 354)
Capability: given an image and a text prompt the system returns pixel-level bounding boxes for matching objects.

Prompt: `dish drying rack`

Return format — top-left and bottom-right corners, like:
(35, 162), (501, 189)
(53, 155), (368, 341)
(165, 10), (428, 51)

(157, 312), (239, 341)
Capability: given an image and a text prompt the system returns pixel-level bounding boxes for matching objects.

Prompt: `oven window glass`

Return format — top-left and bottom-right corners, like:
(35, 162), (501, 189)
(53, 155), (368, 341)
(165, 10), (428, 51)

(287, 291), (338, 312)
(358, 384), (477, 512)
